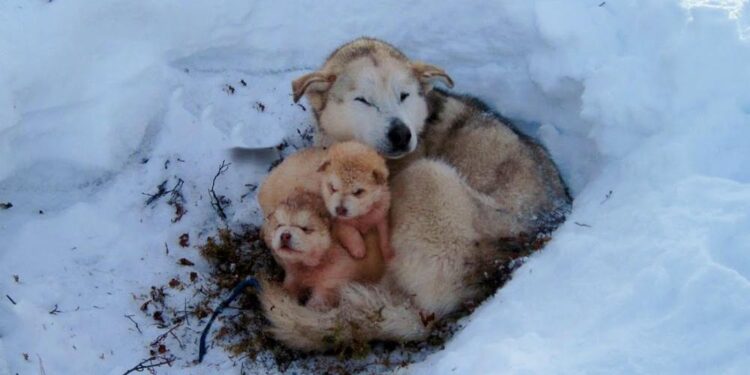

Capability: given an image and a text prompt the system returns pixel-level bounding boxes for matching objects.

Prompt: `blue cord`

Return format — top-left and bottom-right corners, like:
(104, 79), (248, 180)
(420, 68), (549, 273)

(197, 277), (261, 363)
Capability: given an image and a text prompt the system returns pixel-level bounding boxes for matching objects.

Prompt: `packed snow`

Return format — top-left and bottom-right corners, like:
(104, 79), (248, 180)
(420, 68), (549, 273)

(1, 0), (749, 374)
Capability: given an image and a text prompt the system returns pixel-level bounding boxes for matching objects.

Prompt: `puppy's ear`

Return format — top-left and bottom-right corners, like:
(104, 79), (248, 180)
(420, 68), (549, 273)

(317, 160), (331, 172)
(372, 168), (388, 185)
(411, 61), (454, 89)
(292, 72), (337, 103)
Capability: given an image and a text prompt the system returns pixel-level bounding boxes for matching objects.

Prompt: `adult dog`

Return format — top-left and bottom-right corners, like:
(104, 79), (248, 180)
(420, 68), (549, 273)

(259, 37), (571, 351)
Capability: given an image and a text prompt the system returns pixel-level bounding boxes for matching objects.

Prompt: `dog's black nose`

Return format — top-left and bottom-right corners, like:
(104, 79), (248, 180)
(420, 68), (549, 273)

(387, 119), (412, 151)
(336, 206), (348, 217)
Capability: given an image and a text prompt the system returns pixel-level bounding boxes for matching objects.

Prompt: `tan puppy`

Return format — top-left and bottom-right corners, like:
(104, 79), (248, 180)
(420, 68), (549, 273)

(318, 141), (392, 261)
(262, 192), (384, 310)
(256, 147), (327, 217)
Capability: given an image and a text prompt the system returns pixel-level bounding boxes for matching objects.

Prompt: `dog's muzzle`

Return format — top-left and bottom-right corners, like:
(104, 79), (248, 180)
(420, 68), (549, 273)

(387, 119), (412, 154)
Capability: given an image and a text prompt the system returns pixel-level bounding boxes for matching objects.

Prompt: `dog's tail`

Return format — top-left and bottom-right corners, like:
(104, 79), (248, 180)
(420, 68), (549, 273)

(259, 280), (430, 352)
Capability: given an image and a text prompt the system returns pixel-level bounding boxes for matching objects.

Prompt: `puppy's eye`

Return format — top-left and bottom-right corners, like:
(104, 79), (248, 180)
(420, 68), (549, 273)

(354, 97), (372, 106)
(300, 227), (312, 233)
(353, 188), (366, 197)
(400, 92), (410, 102)
(329, 183), (338, 193)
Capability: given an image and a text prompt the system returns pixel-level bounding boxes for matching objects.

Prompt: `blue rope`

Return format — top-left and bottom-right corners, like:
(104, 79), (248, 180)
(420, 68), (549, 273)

(197, 277), (261, 363)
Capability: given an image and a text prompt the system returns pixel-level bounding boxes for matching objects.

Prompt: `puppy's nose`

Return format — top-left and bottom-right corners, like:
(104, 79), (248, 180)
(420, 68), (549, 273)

(280, 232), (291, 245)
(336, 206), (348, 217)
(387, 119), (412, 151)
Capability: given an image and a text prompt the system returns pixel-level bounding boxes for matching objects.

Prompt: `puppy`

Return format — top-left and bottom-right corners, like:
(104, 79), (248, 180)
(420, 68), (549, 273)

(257, 147), (327, 216)
(317, 141), (392, 261)
(262, 192), (384, 310)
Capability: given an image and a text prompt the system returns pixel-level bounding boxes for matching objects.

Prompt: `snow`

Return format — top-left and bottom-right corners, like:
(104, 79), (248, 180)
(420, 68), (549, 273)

(1, 0), (749, 374)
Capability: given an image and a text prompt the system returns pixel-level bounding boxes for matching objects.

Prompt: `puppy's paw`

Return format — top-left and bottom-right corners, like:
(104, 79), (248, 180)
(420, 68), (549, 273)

(349, 245), (367, 259)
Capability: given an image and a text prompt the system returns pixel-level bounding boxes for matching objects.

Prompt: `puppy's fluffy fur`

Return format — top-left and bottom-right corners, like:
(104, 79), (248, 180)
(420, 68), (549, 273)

(318, 141), (392, 260)
(257, 147), (327, 217)
(262, 193), (385, 310)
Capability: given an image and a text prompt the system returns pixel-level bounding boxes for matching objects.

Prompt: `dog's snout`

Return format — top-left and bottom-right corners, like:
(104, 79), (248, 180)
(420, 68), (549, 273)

(387, 119), (412, 151)
(280, 232), (292, 245)
(336, 206), (348, 217)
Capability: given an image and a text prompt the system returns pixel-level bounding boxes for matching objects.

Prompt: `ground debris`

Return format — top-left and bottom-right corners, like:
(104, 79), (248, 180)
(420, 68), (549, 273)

(178, 258), (194, 266)
(209, 161), (231, 221)
(140, 223), (548, 373)
(179, 233), (190, 248)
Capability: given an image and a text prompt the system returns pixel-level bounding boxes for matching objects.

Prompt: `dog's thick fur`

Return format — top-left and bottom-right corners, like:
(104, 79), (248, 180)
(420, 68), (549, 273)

(260, 37), (571, 351)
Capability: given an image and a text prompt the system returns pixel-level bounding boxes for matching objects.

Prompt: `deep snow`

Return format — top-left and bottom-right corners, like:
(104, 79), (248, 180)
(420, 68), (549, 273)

(1, 0), (749, 374)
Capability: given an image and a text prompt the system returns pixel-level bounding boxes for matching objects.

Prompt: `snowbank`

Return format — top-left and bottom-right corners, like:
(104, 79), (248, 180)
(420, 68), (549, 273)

(1, 0), (748, 373)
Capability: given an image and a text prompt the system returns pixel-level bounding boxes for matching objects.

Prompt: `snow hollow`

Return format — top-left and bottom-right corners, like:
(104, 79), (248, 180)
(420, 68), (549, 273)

(1, 1), (749, 374)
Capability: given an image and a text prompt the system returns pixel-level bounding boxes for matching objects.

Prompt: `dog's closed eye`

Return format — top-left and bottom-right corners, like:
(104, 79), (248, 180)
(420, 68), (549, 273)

(354, 97), (372, 106)
(400, 92), (409, 102)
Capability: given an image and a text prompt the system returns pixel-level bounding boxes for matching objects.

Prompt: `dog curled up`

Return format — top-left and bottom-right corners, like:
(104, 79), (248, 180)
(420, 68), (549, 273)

(259, 37), (572, 352)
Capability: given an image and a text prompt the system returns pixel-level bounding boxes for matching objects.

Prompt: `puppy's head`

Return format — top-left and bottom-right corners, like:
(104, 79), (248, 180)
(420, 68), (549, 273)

(262, 193), (332, 266)
(317, 141), (389, 219)
(292, 37), (453, 159)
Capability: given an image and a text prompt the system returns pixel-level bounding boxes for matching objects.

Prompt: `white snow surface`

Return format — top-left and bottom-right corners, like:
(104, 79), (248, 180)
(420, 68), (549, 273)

(1, 0), (749, 374)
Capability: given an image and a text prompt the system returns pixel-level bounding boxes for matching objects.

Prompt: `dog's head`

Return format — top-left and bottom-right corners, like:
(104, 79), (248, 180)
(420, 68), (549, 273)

(292, 37), (453, 159)
(317, 141), (389, 220)
(262, 193), (332, 267)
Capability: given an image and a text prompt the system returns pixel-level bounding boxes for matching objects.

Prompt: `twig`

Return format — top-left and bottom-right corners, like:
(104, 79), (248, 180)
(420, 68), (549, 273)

(122, 356), (174, 375)
(600, 190), (613, 204)
(37, 354), (47, 375)
(150, 321), (183, 347)
(209, 161), (231, 221)
(49, 304), (60, 315)
(6, 294), (16, 305)
(168, 329), (185, 350)
(574, 222), (592, 228)
(167, 178), (185, 206)
(183, 298), (190, 326)
(143, 180), (168, 205)
(124, 314), (143, 334)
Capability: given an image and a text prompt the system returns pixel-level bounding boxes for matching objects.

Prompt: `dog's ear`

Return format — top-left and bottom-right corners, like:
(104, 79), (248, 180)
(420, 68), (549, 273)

(372, 168), (388, 185)
(317, 160), (331, 172)
(411, 61), (454, 89)
(292, 72), (337, 103)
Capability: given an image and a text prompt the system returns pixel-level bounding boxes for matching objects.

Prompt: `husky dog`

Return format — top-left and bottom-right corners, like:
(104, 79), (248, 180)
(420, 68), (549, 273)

(260, 37), (571, 351)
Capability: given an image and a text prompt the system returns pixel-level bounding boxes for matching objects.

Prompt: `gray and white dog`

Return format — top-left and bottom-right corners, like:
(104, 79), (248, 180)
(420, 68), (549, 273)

(259, 37), (571, 351)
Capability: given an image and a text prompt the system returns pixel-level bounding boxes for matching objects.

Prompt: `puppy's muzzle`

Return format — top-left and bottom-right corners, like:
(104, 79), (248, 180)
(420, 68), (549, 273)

(280, 232), (292, 247)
